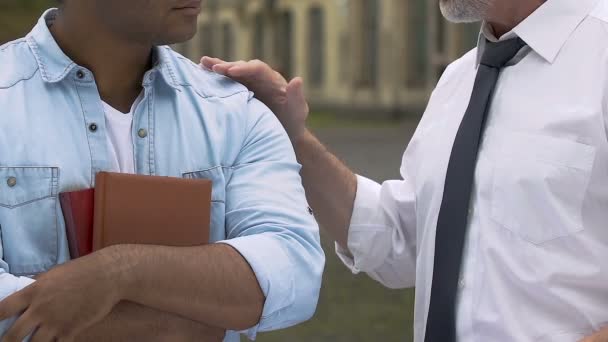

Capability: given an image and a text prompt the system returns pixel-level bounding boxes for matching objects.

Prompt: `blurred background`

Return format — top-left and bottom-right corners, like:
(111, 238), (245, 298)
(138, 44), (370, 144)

(1, 0), (479, 341)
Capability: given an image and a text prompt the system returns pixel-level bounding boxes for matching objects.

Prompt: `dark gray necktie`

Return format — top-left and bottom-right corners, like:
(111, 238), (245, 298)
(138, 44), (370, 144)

(425, 38), (526, 342)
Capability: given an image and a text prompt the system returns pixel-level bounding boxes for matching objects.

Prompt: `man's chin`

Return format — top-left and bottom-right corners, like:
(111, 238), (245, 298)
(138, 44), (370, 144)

(155, 27), (198, 46)
(439, 0), (486, 23)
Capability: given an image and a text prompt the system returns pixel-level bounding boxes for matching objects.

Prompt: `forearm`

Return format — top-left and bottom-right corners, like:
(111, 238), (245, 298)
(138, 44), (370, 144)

(115, 243), (264, 331)
(76, 301), (225, 342)
(293, 129), (357, 248)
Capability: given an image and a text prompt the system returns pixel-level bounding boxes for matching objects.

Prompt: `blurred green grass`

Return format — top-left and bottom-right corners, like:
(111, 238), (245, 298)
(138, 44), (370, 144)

(308, 111), (401, 129)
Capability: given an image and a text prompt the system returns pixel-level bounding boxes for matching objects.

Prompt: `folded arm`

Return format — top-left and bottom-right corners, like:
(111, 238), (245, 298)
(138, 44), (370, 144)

(76, 301), (225, 342)
(0, 97), (324, 342)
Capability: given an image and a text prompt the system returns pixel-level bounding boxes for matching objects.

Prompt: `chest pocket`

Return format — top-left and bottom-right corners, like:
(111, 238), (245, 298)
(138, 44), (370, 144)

(183, 166), (229, 243)
(490, 132), (596, 245)
(0, 167), (59, 275)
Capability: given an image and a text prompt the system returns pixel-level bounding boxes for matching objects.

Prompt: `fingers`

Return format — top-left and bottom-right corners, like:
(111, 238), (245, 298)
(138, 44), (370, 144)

(2, 311), (38, 342)
(200, 56), (225, 69)
(212, 61), (245, 76)
(226, 59), (268, 78)
(286, 77), (309, 114)
(0, 289), (31, 322)
(30, 326), (55, 342)
(203, 58), (270, 79)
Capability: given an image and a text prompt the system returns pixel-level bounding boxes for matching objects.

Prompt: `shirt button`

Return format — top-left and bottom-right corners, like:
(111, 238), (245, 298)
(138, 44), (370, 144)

(6, 177), (17, 187)
(138, 129), (148, 138)
(76, 70), (85, 79)
(89, 123), (98, 132)
(458, 278), (466, 289)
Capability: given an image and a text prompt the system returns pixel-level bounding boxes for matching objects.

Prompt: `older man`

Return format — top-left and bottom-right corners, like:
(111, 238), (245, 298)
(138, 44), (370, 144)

(203, 0), (608, 341)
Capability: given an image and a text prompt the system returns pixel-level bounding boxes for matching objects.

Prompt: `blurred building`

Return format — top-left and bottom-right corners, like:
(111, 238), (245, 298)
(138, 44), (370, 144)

(176, 0), (480, 117)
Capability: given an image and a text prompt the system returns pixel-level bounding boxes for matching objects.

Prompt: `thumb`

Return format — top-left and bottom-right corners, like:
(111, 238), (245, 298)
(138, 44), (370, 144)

(286, 77), (309, 116)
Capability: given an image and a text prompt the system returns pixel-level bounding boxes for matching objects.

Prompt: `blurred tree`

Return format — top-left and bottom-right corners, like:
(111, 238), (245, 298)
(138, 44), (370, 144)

(0, 0), (54, 44)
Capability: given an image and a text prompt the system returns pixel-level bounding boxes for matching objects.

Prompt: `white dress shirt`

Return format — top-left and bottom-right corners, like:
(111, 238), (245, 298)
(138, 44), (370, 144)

(337, 0), (608, 341)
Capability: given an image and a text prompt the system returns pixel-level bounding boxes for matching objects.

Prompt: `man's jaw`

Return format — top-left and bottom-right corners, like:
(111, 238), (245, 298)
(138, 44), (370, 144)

(439, 0), (494, 23)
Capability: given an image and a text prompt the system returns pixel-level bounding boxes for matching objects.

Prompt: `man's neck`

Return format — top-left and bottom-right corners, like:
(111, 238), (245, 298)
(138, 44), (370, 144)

(49, 8), (152, 113)
(487, 0), (546, 38)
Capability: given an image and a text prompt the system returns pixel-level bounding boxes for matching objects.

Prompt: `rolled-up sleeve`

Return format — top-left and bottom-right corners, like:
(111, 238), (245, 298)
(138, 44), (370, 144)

(335, 174), (417, 289)
(218, 97), (324, 340)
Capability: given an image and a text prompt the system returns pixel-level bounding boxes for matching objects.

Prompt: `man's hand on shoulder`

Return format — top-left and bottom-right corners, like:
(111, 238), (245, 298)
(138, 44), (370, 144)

(201, 56), (309, 143)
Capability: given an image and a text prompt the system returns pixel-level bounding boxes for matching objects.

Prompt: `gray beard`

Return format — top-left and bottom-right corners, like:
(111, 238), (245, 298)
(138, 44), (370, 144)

(439, 0), (493, 23)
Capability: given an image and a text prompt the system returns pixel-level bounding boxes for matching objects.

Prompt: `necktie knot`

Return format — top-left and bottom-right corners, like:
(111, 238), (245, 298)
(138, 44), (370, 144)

(480, 37), (527, 68)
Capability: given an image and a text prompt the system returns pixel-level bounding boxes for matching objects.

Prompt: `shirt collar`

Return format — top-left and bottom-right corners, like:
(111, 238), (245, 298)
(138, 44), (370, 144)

(26, 8), (180, 90)
(476, 0), (599, 65)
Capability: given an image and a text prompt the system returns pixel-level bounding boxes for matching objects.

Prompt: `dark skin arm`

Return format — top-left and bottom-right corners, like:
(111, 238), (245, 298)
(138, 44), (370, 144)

(118, 243), (265, 331)
(0, 244), (263, 342)
(75, 302), (225, 342)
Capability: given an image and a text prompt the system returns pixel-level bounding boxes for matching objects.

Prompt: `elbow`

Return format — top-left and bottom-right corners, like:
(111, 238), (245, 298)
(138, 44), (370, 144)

(233, 287), (266, 331)
(288, 247), (326, 326)
(261, 246), (325, 332)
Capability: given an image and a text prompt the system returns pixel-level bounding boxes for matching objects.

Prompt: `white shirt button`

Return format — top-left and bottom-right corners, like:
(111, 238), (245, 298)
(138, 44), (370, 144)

(458, 278), (466, 289)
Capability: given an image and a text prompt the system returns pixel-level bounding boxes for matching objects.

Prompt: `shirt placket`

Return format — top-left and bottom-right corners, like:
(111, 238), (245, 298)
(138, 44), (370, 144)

(132, 72), (156, 176)
(72, 67), (113, 186)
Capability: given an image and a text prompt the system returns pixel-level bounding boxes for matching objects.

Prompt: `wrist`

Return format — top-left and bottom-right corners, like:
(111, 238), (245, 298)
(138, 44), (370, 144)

(100, 245), (140, 301)
(290, 128), (313, 151)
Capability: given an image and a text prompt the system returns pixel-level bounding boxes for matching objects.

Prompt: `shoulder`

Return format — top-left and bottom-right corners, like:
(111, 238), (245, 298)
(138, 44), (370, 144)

(0, 38), (39, 89)
(436, 47), (478, 89)
(435, 48), (477, 91)
(160, 46), (250, 100)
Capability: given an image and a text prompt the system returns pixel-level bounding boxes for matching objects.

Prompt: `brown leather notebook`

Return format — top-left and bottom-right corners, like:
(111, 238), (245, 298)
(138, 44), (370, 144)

(92, 172), (212, 251)
(60, 188), (95, 258)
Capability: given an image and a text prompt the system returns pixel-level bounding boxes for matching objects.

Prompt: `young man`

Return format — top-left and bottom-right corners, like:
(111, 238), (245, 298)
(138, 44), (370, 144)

(203, 0), (608, 341)
(0, 1), (324, 341)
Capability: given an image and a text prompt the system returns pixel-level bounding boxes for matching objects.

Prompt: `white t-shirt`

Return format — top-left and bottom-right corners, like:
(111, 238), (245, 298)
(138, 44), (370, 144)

(101, 95), (142, 174)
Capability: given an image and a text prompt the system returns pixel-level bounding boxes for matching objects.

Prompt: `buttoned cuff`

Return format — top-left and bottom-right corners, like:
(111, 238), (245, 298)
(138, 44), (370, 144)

(335, 175), (393, 274)
(218, 234), (295, 340)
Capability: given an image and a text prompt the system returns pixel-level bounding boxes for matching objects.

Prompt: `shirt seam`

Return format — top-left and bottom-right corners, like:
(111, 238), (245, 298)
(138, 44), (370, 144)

(72, 78), (96, 185)
(182, 85), (250, 100)
(0, 38), (27, 51)
(0, 67), (39, 89)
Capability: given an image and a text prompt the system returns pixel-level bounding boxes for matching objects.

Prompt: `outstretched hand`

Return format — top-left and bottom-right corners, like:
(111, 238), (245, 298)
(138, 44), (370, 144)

(201, 57), (309, 142)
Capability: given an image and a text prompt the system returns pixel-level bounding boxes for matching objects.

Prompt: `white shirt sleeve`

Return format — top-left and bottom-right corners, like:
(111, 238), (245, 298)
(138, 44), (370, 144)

(335, 174), (417, 289)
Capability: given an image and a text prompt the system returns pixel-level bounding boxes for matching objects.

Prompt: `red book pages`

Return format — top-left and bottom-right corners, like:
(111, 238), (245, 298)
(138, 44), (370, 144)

(59, 188), (94, 259)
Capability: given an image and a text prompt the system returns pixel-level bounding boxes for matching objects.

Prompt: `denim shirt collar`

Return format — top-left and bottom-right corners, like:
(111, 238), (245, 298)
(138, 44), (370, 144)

(26, 8), (181, 90)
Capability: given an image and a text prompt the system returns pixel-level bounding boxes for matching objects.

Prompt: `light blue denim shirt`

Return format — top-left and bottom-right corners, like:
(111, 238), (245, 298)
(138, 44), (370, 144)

(0, 10), (324, 341)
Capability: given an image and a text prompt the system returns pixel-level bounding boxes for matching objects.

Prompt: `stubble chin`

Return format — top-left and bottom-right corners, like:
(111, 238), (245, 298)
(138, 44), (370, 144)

(439, 0), (492, 23)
